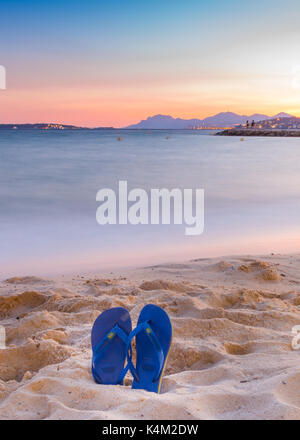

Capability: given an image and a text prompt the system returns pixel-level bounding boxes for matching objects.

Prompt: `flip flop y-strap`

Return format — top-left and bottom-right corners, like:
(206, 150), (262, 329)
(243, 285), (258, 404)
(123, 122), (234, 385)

(92, 323), (132, 384)
(126, 321), (164, 383)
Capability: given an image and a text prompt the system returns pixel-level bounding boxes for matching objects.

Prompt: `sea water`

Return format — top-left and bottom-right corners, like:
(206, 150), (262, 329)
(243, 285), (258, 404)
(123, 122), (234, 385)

(0, 129), (300, 277)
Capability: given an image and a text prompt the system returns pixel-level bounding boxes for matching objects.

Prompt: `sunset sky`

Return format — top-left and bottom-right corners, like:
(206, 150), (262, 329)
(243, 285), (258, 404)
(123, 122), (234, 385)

(1, 0), (300, 127)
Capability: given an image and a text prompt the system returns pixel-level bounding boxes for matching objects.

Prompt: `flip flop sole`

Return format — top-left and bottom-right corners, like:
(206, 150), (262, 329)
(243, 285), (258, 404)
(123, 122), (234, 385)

(91, 307), (131, 385)
(132, 304), (172, 393)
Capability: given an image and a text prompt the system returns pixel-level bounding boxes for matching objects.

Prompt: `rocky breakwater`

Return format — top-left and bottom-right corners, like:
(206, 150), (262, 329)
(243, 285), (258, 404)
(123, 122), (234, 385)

(216, 128), (300, 137)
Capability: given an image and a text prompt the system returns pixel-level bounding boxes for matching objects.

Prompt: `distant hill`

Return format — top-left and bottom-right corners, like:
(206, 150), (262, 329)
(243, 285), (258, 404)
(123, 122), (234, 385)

(250, 116), (300, 130)
(0, 123), (114, 130)
(125, 112), (294, 129)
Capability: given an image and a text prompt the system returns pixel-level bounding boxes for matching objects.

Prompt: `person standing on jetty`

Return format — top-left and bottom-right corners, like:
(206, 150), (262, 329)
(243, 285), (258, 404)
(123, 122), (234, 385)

(251, 120), (255, 128)
(246, 120), (249, 128)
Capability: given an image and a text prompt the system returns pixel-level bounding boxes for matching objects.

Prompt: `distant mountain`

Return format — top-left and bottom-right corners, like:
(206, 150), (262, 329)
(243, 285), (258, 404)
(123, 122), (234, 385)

(125, 112), (294, 129)
(125, 114), (202, 129)
(200, 112), (253, 126)
(0, 123), (81, 130)
(272, 112), (293, 119)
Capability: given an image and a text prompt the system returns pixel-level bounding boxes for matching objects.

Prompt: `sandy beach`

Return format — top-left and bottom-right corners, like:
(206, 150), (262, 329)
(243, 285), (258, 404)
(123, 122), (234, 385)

(0, 253), (299, 420)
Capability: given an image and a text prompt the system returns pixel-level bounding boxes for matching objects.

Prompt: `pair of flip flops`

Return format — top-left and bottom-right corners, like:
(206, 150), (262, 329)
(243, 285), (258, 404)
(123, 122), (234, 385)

(91, 304), (172, 393)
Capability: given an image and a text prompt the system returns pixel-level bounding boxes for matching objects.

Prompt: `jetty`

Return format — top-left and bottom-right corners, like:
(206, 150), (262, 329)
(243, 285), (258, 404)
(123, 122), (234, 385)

(216, 128), (300, 137)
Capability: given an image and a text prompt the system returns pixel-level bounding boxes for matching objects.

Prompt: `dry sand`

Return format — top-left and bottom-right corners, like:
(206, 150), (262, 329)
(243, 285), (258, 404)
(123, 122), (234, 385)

(0, 253), (299, 420)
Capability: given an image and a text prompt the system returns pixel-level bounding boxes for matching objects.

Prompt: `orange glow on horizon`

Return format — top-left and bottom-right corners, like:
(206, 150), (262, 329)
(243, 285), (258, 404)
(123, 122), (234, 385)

(1, 81), (300, 127)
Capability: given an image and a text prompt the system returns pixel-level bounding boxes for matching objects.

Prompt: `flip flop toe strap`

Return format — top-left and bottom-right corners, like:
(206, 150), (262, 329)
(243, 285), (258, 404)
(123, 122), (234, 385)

(126, 321), (164, 383)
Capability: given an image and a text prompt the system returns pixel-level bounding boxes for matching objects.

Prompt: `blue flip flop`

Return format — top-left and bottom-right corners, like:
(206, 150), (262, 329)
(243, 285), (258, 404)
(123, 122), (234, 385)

(91, 307), (132, 385)
(126, 304), (172, 393)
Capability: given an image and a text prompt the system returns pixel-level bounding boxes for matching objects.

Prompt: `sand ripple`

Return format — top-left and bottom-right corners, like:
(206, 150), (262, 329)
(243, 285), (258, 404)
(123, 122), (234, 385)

(0, 255), (299, 419)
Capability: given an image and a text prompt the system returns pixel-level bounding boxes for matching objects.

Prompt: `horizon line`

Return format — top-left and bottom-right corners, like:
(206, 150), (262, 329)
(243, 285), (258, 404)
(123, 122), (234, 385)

(0, 110), (295, 129)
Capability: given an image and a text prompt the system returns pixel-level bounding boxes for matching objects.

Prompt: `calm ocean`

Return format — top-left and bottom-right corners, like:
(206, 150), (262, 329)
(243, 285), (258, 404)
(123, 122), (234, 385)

(1, 129), (300, 277)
